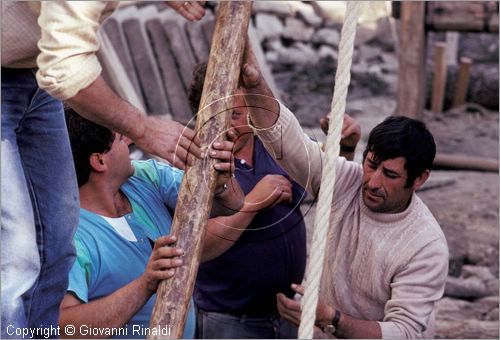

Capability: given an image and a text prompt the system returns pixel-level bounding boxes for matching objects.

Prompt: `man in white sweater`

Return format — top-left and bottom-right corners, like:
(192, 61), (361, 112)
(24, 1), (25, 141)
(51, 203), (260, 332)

(239, 45), (449, 338)
(1, 1), (205, 337)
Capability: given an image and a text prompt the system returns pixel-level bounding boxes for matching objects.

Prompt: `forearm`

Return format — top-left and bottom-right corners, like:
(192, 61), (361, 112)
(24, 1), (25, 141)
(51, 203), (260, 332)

(334, 313), (382, 339)
(202, 205), (257, 261)
(252, 105), (324, 196)
(60, 278), (152, 338)
(210, 177), (244, 217)
(245, 85), (280, 130)
(66, 75), (146, 142)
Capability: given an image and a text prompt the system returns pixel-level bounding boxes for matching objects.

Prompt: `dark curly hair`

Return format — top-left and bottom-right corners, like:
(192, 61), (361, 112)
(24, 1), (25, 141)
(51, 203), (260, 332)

(64, 106), (115, 187)
(363, 116), (436, 187)
(188, 62), (208, 113)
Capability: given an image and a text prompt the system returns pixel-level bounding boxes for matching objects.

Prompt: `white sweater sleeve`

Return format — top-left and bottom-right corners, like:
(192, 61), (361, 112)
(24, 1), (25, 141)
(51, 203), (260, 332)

(35, 1), (106, 100)
(252, 103), (362, 199)
(378, 239), (449, 339)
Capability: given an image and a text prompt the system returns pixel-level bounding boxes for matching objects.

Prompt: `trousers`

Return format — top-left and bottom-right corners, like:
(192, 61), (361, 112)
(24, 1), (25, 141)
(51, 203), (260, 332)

(1, 68), (79, 338)
(196, 307), (298, 339)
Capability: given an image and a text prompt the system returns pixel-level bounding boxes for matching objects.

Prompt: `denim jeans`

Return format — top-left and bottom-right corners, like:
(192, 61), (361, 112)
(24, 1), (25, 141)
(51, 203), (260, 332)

(1, 68), (79, 338)
(196, 308), (298, 339)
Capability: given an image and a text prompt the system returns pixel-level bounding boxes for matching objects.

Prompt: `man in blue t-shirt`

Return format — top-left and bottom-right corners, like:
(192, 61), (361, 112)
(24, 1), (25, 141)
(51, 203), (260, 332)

(187, 63), (361, 338)
(59, 108), (244, 338)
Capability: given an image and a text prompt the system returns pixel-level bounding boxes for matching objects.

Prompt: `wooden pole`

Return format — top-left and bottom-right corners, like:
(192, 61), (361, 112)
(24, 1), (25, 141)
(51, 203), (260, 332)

(434, 153), (499, 172)
(452, 57), (472, 108)
(431, 42), (447, 113)
(148, 2), (252, 338)
(426, 2), (499, 33)
(396, 2), (426, 119)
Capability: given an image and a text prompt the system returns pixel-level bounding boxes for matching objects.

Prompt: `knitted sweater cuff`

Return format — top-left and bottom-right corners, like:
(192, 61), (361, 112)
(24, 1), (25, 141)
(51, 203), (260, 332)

(378, 322), (404, 339)
(249, 102), (293, 144)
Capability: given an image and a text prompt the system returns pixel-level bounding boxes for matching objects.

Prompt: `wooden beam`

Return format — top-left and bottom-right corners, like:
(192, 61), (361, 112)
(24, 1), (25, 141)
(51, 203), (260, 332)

(426, 2), (499, 32)
(431, 42), (447, 113)
(396, 2), (426, 119)
(148, 2), (252, 339)
(452, 57), (472, 108)
(433, 153), (499, 173)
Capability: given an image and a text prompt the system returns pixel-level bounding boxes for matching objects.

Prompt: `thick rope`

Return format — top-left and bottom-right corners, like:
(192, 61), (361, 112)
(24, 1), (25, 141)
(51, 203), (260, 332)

(298, 2), (361, 339)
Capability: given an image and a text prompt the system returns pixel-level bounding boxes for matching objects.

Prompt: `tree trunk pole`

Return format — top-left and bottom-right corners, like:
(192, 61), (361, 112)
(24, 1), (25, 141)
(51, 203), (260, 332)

(396, 1), (426, 119)
(148, 2), (252, 338)
(431, 42), (448, 113)
(452, 57), (472, 108)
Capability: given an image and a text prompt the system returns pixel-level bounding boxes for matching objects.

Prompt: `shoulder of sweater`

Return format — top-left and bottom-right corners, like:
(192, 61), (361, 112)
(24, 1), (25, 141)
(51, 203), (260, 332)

(412, 194), (448, 247)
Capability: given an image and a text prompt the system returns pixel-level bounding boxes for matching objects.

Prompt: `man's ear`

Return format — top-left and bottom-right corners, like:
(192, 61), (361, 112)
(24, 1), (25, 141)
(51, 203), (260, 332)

(89, 153), (106, 173)
(412, 169), (430, 191)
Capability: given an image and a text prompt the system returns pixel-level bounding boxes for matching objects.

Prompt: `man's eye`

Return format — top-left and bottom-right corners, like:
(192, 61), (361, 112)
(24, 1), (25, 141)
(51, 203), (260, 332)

(384, 171), (398, 179)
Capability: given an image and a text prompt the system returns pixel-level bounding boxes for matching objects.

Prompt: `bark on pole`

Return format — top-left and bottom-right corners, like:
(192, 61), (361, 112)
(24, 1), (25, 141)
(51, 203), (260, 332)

(148, 2), (252, 339)
(431, 42), (447, 113)
(396, 1), (426, 119)
(452, 57), (472, 108)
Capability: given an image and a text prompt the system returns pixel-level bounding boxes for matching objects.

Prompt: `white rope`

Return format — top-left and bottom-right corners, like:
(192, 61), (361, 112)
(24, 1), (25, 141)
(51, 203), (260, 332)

(298, 2), (361, 339)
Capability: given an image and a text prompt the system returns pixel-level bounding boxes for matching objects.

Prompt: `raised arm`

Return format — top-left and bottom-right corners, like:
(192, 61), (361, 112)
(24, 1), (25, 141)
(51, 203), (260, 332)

(59, 236), (183, 338)
(37, 2), (205, 169)
(203, 174), (292, 261)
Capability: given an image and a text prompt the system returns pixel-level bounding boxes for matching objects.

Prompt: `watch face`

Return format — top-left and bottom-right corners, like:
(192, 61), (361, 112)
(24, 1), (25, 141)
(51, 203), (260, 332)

(323, 324), (336, 335)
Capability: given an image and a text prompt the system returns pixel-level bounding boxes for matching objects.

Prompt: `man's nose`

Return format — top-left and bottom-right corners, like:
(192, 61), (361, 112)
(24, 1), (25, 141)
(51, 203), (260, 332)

(367, 169), (383, 188)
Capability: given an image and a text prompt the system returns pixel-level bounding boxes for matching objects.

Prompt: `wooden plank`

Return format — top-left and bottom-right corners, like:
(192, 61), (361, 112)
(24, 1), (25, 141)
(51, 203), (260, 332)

(452, 57), (472, 108)
(96, 30), (146, 113)
(122, 17), (170, 115)
(186, 20), (210, 63)
(201, 17), (216, 47)
(426, 2), (499, 32)
(427, 2), (484, 31)
(161, 14), (197, 91)
(148, 2), (252, 339)
(487, 2), (499, 32)
(146, 19), (193, 124)
(431, 42), (447, 113)
(396, 2), (426, 119)
(102, 17), (143, 98)
(434, 153), (499, 172)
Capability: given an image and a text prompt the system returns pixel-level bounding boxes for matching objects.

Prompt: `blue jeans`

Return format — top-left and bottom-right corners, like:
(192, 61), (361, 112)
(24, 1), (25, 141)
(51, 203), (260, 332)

(196, 308), (298, 339)
(1, 68), (79, 338)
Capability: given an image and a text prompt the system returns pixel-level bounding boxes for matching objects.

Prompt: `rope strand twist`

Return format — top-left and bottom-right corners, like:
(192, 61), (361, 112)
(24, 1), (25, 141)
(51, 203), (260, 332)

(298, 2), (362, 338)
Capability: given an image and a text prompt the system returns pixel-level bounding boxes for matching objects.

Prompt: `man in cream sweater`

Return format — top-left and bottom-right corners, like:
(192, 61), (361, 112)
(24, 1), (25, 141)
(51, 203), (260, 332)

(1, 1), (205, 337)
(239, 45), (449, 338)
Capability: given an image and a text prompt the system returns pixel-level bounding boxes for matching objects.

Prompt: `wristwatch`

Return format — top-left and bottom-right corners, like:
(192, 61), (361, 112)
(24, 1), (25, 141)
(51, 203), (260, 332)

(320, 309), (341, 336)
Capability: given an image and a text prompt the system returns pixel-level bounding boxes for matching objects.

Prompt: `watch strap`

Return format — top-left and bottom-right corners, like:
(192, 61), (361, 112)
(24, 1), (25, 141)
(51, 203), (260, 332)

(332, 309), (341, 328)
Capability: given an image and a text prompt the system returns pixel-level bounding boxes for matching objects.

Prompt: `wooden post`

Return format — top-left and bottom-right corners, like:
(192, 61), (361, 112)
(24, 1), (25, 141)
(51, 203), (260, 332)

(396, 2), (426, 119)
(148, 2), (252, 339)
(427, 2), (499, 32)
(431, 42), (447, 113)
(434, 153), (499, 172)
(452, 57), (472, 108)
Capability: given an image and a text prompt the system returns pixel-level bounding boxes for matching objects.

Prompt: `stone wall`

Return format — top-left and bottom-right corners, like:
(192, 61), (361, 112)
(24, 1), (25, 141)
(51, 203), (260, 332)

(100, 1), (498, 126)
